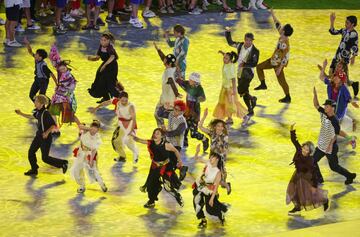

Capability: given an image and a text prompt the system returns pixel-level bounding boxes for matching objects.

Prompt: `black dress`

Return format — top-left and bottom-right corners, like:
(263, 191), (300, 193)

(88, 44), (119, 100)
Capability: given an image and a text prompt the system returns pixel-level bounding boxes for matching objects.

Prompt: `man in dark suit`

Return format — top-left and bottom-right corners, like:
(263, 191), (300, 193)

(225, 28), (260, 124)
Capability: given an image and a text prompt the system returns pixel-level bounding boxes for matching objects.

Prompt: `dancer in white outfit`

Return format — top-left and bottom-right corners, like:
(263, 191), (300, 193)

(92, 91), (139, 163)
(192, 144), (228, 228)
(70, 120), (107, 193)
(153, 42), (181, 127)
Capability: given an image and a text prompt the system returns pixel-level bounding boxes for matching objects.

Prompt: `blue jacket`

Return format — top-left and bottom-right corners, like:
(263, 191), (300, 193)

(324, 77), (351, 120)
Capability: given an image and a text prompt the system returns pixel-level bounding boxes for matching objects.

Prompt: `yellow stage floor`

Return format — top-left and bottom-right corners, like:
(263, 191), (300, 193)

(0, 10), (359, 237)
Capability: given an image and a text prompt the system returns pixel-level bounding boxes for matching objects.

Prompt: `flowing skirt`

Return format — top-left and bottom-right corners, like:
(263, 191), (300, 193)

(88, 61), (118, 99)
(213, 87), (247, 119)
(286, 171), (328, 211)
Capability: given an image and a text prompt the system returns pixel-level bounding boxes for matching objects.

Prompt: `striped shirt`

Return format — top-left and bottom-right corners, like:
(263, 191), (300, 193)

(166, 111), (187, 147)
(317, 107), (340, 153)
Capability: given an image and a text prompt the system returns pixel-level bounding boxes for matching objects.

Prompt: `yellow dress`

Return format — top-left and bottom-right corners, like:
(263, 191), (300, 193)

(213, 63), (247, 119)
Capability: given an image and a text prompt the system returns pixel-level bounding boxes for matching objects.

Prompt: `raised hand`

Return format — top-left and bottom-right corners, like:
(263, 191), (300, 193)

(330, 12), (336, 23)
(290, 123), (296, 131)
(323, 59), (328, 68)
(313, 86), (317, 95)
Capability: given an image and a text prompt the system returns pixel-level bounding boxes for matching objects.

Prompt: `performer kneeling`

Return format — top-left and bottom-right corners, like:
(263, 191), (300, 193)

(132, 128), (184, 208)
(286, 123), (329, 215)
(70, 120), (107, 193)
(193, 145), (228, 228)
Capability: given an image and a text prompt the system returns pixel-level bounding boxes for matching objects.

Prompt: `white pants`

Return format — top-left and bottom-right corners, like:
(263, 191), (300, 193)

(70, 149), (104, 188)
(111, 125), (139, 161)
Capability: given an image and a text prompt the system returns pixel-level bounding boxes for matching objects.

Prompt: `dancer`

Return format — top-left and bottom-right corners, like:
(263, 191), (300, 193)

(214, 50), (247, 124)
(153, 42), (181, 127)
(176, 72), (209, 151)
(254, 9), (293, 103)
(312, 87), (356, 185)
(140, 100), (188, 193)
(48, 44), (81, 128)
(286, 123), (329, 215)
(329, 13), (358, 98)
(161, 100), (188, 180)
(88, 33), (120, 104)
(15, 95), (68, 176)
(24, 37), (57, 102)
(132, 128), (184, 208)
(193, 144), (228, 228)
(199, 108), (231, 194)
(225, 28), (259, 124)
(165, 24), (189, 78)
(70, 120), (107, 193)
(319, 59), (359, 135)
(91, 91), (139, 163)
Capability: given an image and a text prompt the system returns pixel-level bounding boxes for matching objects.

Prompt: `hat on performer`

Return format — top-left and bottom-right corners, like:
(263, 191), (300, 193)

(165, 54), (176, 65)
(189, 72), (201, 84)
(323, 99), (336, 107)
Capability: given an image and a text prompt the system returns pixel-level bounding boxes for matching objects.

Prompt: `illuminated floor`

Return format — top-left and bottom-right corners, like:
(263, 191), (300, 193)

(0, 10), (359, 237)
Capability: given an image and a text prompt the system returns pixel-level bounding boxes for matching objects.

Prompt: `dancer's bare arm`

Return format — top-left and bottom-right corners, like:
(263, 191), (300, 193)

(313, 87), (320, 109)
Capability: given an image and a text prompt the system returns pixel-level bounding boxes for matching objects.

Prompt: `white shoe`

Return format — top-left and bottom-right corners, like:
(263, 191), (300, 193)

(241, 115), (251, 126)
(129, 18), (143, 28)
(256, 0), (267, 9)
(188, 8), (201, 15)
(6, 40), (22, 47)
(0, 18), (6, 25)
(70, 9), (83, 17)
(203, 0), (210, 6)
(202, 3), (208, 10)
(142, 9), (156, 18)
(27, 24), (41, 30)
(15, 25), (25, 32)
(167, 6), (175, 14)
(195, 6), (203, 12)
(248, 0), (258, 10)
(214, 0), (223, 5)
(63, 14), (75, 22)
(257, 3), (267, 9)
(160, 6), (167, 13)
